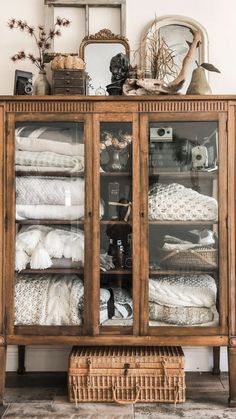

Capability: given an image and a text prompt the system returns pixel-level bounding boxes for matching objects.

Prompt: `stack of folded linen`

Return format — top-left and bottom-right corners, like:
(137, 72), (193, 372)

(15, 126), (84, 173)
(15, 176), (86, 221)
(15, 225), (85, 271)
(149, 274), (219, 326)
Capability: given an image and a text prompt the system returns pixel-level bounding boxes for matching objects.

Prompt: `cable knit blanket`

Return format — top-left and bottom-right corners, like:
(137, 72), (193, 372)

(149, 183), (218, 221)
(149, 274), (218, 326)
(15, 225), (84, 272)
(14, 275), (84, 325)
(16, 204), (85, 220)
(16, 177), (84, 206)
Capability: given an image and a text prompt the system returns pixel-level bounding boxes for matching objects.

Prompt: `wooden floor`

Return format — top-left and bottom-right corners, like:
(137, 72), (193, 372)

(0, 372), (236, 418)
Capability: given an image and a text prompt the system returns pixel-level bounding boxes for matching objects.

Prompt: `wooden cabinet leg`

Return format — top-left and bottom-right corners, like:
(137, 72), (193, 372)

(212, 347), (220, 375)
(228, 346), (236, 407)
(0, 344), (6, 405)
(17, 345), (26, 375)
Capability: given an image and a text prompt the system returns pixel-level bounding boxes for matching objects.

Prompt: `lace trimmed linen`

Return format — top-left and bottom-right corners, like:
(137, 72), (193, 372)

(14, 274), (84, 325)
(148, 183), (218, 221)
(149, 274), (218, 326)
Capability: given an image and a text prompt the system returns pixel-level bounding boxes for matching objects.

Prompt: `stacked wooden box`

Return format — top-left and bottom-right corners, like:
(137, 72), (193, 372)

(52, 70), (86, 95)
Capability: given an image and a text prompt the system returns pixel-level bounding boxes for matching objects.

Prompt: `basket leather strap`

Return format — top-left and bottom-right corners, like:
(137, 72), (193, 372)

(112, 384), (141, 405)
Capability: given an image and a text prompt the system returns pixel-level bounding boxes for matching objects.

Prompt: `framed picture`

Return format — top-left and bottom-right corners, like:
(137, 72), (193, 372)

(14, 70), (33, 95)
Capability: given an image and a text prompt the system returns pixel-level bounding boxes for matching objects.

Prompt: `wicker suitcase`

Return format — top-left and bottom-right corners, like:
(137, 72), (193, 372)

(68, 346), (185, 405)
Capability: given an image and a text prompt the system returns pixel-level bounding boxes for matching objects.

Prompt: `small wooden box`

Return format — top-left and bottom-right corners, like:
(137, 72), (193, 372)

(68, 346), (185, 405)
(52, 70), (86, 95)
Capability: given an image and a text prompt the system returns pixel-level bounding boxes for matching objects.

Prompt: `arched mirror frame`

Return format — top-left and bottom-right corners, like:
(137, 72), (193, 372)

(79, 28), (130, 60)
(140, 15), (209, 79)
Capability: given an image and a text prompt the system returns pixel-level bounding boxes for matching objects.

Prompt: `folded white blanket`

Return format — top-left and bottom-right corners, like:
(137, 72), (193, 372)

(14, 275), (84, 325)
(16, 177), (84, 206)
(16, 127), (84, 156)
(16, 204), (84, 220)
(15, 165), (82, 174)
(15, 150), (84, 173)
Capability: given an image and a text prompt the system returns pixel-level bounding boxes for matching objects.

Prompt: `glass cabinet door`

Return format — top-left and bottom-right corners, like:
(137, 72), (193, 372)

(10, 119), (87, 331)
(146, 119), (226, 330)
(98, 121), (134, 329)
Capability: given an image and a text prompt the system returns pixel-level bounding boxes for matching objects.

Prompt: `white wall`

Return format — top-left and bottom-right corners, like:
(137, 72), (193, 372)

(1, 0), (235, 372)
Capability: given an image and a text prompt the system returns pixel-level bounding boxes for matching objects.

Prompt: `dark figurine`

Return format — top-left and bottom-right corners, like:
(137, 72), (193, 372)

(106, 52), (130, 95)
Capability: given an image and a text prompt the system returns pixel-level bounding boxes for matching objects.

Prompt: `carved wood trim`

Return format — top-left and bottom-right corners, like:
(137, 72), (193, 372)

(138, 101), (228, 113)
(230, 337), (236, 347)
(5, 101), (94, 113)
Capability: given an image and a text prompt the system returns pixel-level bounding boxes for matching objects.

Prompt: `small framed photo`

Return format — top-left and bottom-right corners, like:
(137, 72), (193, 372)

(14, 70), (33, 95)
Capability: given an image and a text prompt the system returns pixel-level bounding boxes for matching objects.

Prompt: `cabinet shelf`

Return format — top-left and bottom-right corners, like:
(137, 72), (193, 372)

(149, 269), (217, 275)
(18, 268), (84, 274)
(16, 220), (84, 225)
(149, 170), (218, 179)
(100, 269), (132, 275)
(149, 220), (218, 225)
(101, 172), (131, 177)
(101, 220), (131, 225)
(15, 171), (84, 178)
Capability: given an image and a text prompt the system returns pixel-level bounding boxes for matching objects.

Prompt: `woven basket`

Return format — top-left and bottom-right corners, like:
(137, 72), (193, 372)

(68, 346), (185, 405)
(159, 247), (218, 270)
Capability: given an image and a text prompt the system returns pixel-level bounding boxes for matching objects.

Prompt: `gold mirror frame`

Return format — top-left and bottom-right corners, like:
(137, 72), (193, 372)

(79, 29), (130, 60)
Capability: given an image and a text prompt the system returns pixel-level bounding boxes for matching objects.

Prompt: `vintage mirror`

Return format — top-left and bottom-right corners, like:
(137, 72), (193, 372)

(79, 29), (130, 94)
(140, 16), (209, 92)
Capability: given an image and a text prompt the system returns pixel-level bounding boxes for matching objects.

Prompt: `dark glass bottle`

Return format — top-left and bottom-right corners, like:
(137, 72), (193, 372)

(116, 239), (125, 268)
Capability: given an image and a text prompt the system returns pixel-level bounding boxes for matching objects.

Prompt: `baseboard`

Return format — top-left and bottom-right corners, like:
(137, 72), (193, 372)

(6, 345), (228, 372)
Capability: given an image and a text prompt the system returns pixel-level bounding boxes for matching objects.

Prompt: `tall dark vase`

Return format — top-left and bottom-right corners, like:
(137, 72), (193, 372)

(33, 70), (50, 95)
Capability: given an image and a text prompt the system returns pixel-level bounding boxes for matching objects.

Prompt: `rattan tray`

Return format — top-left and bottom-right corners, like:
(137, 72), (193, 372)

(159, 247), (218, 270)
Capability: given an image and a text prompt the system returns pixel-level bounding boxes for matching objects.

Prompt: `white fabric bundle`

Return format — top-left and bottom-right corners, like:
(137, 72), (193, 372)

(148, 183), (218, 221)
(16, 204), (85, 221)
(15, 225), (84, 272)
(15, 150), (84, 173)
(15, 126), (84, 157)
(16, 177), (84, 205)
(149, 274), (219, 326)
(14, 275), (84, 325)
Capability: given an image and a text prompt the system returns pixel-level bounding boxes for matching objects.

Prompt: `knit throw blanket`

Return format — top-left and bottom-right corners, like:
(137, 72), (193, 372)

(16, 177), (84, 206)
(149, 183), (218, 221)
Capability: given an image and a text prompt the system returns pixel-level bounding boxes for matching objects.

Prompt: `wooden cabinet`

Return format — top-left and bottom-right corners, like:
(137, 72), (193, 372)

(0, 95), (236, 405)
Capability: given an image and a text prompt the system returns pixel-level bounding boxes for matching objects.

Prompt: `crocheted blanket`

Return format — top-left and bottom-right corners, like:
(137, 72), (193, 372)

(149, 183), (218, 221)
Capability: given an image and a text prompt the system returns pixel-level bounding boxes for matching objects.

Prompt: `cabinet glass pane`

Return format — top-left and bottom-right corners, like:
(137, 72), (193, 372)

(148, 121), (219, 327)
(14, 122), (85, 326)
(99, 122), (133, 326)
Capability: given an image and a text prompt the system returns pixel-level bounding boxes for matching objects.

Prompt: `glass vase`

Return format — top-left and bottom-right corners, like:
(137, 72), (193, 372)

(33, 70), (51, 95)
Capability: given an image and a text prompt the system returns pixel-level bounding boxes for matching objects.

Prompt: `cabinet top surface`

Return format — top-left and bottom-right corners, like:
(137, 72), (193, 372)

(0, 94), (236, 102)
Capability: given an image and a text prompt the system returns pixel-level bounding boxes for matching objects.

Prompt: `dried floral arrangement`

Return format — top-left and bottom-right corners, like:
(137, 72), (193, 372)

(8, 17), (70, 71)
(100, 131), (132, 151)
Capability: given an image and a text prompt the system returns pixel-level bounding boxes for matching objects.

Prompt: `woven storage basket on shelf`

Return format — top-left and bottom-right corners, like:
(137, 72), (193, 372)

(68, 346), (185, 405)
(159, 247), (218, 270)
